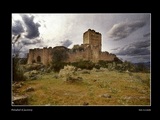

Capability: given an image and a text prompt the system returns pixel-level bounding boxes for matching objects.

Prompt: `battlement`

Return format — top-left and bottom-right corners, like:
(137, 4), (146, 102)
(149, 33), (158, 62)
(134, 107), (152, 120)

(84, 29), (101, 35)
(27, 29), (117, 65)
(83, 29), (101, 53)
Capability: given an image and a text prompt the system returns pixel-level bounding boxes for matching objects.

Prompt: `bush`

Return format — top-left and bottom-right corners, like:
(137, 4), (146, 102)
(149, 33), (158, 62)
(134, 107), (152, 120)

(134, 63), (150, 73)
(51, 62), (67, 72)
(59, 65), (76, 77)
(94, 64), (100, 69)
(71, 60), (95, 70)
(12, 34), (26, 82)
(51, 46), (69, 72)
(13, 58), (26, 81)
(98, 60), (107, 68)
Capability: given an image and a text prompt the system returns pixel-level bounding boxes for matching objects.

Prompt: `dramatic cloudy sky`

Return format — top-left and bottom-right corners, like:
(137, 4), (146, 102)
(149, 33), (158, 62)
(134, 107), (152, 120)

(12, 13), (151, 63)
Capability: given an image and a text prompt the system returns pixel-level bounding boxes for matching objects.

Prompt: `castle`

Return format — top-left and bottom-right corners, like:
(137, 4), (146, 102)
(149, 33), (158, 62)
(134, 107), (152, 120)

(27, 29), (118, 65)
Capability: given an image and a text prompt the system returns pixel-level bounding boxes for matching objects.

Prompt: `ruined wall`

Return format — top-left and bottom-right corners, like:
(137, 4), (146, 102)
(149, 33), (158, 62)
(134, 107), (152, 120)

(27, 49), (33, 64)
(83, 32), (89, 44)
(99, 52), (116, 61)
(48, 47), (53, 64)
(27, 48), (43, 64)
(27, 29), (117, 65)
(67, 44), (92, 62)
(42, 48), (48, 65)
(27, 47), (53, 66)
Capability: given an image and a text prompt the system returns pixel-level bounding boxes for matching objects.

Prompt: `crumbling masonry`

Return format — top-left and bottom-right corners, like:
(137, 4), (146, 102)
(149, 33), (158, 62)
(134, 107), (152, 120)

(27, 29), (117, 66)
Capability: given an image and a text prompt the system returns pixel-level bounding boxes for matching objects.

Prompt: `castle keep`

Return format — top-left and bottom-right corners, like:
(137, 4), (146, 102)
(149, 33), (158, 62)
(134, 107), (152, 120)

(27, 29), (117, 65)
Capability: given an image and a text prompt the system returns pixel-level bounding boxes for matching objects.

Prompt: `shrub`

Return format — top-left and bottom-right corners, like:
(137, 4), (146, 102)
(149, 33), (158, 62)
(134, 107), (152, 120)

(71, 60), (95, 70)
(12, 34), (26, 82)
(98, 60), (107, 68)
(134, 63), (150, 73)
(51, 62), (67, 72)
(13, 58), (26, 81)
(51, 46), (69, 72)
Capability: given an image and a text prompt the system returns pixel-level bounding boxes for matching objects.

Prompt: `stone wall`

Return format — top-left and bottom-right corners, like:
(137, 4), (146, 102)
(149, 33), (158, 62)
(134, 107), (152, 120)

(99, 52), (116, 61)
(27, 47), (52, 66)
(83, 29), (101, 52)
(27, 29), (117, 65)
(67, 46), (92, 62)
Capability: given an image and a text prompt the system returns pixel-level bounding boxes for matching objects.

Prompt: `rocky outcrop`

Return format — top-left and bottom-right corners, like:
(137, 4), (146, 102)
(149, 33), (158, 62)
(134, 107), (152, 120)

(12, 95), (28, 105)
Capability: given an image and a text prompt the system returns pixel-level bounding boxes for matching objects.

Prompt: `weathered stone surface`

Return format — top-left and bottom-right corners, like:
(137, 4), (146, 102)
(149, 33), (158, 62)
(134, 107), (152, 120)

(25, 87), (34, 92)
(12, 82), (24, 89)
(24, 70), (39, 80)
(66, 76), (83, 83)
(12, 95), (28, 105)
(83, 102), (89, 105)
(45, 104), (51, 106)
(101, 94), (111, 98)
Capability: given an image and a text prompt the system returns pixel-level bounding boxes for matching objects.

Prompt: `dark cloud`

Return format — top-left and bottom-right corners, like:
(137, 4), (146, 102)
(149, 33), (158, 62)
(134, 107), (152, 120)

(12, 20), (24, 35)
(21, 15), (41, 39)
(132, 55), (150, 61)
(107, 21), (146, 40)
(60, 39), (73, 47)
(113, 40), (150, 56)
(116, 46), (150, 56)
(132, 40), (150, 48)
(143, 33), (150, 37)
(21, 38), (41, 45)
(12, 40), (24, 57)
(12, 45), (30, 58)
(118, 55), (150, 63)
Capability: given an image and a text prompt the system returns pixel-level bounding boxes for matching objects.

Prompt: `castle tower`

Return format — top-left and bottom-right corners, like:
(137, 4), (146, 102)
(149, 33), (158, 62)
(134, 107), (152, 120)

(43, 47), (49, 66)
(83, 29), (102, 51)
(83, 29), (102, 62)
(27, 49), (34, 64)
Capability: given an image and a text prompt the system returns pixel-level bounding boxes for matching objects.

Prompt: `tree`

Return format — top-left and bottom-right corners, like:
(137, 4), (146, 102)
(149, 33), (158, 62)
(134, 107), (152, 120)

(51, 46), (69, 72)
(12, 34), (26, 81)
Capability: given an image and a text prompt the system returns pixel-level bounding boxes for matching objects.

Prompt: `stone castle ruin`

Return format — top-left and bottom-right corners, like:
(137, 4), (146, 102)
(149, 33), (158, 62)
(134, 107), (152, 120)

(27, 29), (118, 66)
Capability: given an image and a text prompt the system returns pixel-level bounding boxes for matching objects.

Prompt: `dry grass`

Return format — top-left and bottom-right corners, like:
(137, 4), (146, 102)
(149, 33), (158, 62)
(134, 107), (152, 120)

(14, 70), (150, 106)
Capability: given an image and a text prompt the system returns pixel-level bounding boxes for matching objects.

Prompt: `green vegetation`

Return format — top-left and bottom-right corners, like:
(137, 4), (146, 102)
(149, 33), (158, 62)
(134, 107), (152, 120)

(13, 68), (150, 105)
(12, 34), (26, 82)
(12, 44), (150, 105)
(51, 47), (69, 72)
(71, 60), (95, 70)
(13, 58), (26, 81)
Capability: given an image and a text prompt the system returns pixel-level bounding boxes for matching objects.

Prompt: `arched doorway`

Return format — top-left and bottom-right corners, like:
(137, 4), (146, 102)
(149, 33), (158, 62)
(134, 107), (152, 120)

(37, 56), (41, 63)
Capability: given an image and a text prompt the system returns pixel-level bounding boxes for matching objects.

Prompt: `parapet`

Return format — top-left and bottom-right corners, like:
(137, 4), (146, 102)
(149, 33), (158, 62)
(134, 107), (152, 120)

(87, 29), (101, 35)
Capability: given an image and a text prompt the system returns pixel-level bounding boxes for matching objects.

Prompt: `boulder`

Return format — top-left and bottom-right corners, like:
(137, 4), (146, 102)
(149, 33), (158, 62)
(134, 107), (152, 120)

(101, 94), (111, 98)
(12, 95), (28, 105)
(66, 76), (83, 83)
(83, 102), (89, 105)
(25, 87), (34, 92)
